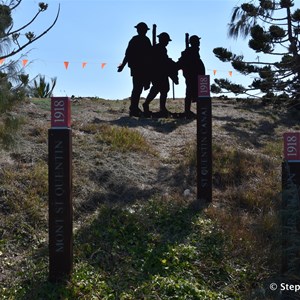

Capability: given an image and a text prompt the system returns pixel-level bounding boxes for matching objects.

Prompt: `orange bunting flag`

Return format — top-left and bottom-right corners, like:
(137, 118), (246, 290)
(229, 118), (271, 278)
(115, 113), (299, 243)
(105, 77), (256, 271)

(101, 63), (107, 69)
(213, 69), (217, 75)
(0, 58), (4, 65)
(64, 61), (69, 70)
(82, 62), (87, 68)
(22, 59), (28, 67)
(229, 71), (233, 76)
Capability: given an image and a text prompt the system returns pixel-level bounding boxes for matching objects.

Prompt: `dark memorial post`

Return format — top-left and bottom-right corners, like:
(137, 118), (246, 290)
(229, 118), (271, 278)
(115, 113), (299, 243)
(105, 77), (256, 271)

(48, 97), (73, 282)
(282, 133), (300, 268)
(281, 132), (300, 297)
(196, 75), (212, 208)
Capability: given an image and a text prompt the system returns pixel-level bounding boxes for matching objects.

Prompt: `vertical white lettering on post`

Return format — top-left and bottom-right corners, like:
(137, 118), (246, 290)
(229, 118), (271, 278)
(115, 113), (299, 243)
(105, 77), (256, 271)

(197, 75), (212, 207)
(49, 97), (72, 283)
(282, 132), (300, 289)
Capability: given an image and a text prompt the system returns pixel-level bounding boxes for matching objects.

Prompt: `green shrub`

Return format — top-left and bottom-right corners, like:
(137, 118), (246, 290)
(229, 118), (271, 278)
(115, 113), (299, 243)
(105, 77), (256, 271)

(30, 75), (57, 98)
(95, 124), (154, 153)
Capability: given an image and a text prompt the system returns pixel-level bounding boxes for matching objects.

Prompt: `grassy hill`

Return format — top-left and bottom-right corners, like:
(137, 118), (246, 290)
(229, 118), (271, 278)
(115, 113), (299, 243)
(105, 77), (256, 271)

(0, 97), (298, 299)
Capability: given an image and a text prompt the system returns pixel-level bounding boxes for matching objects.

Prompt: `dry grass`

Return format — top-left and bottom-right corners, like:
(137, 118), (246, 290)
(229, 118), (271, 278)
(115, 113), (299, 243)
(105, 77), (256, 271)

(0, 116), (25, 149)
(182, 140), (282, 286)
(1, 161), (48, 226)
(95, 124), (154, 153)
(0, 97), (297, 299)
(79, 122), (156, 154)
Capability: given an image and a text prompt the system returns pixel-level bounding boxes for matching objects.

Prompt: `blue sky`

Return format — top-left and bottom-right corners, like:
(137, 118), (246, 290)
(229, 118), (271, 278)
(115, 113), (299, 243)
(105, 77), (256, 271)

(10, 0), (274, 99)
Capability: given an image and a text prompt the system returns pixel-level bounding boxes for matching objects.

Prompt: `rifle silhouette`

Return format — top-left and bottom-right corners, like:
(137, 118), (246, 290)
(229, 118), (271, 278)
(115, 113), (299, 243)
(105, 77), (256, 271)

(185, 33), (189, 50)
(152, 24), (157, 46)
(152, 24), (175, 100)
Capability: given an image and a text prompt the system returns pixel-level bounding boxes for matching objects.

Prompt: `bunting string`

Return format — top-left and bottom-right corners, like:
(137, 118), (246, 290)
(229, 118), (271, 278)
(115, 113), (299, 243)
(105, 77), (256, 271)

(0, 58), (235, 77)
(208, 68), (233, 77)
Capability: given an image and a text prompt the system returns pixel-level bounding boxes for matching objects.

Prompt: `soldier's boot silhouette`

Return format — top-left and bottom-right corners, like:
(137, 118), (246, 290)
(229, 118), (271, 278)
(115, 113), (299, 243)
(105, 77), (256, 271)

(184, 98), (196, 119)
(143, 87), (158, 117)
(129, 100), (142, 117)
(142, 102), (151, 117)
(130, 87), (143, 117)
(185, 97), (192, 113)
(159, 93), (171, 117)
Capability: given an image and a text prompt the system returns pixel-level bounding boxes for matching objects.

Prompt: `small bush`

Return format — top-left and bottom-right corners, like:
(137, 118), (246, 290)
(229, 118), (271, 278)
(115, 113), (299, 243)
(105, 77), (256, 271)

(1, 160), (48, 226)
(95, 124), (154, 153)
(0, 116), (25, 149)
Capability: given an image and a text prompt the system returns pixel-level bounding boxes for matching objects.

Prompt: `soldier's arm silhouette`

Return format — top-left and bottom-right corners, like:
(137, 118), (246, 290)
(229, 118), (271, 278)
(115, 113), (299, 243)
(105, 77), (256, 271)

(117, 35), (135, 72)
(118, 58), (127, 72)
(118, 40), (132, 72)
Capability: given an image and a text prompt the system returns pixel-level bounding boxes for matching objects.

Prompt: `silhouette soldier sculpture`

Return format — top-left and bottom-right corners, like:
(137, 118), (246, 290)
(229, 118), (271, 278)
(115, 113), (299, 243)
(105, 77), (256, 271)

(143, 32), (178, 118)
(118, 22), (152, 117)
(177, 35), (206, 118)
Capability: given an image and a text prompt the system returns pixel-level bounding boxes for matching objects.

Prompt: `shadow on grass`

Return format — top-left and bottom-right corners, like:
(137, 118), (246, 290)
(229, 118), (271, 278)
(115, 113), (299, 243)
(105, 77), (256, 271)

(17, 280), (77, 300)
(20, 197), (219, 299)
(214, 101), (300, 149)
(93, 115), (194, 134)
(73, 198), (206, 297)
(216, 116), (281, 148)
(75, 158), (198, 217)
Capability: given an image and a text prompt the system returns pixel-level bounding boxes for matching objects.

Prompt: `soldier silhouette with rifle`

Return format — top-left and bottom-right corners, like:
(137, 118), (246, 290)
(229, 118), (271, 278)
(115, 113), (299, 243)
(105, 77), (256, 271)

(118, 22), (152, 117)
(177, 34), (206, 118)
(143, 28), (179, 118)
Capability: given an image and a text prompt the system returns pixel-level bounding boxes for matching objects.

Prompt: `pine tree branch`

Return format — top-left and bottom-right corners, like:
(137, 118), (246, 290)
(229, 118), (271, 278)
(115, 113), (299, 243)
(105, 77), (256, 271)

(7, 10), (43, 36)
(239, 61), (277, 66)
(10, 0), (22, 11)
(0, 4), (60, 60)
(257, 16), (288, 26)
(259, 15), (288, 22)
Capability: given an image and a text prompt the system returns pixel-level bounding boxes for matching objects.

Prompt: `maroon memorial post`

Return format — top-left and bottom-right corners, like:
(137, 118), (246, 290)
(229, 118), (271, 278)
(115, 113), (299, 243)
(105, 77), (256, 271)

(282, 132), (300, 285)
(197, 75), (212, 207)
(48, 97), (73, 282)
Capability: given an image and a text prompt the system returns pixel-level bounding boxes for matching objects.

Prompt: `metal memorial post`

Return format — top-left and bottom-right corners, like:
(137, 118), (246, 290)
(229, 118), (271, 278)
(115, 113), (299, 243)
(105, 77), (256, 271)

(48, 97), (73, 282)
(196, 75), (212, 208)
(282, 132), (300, 287)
